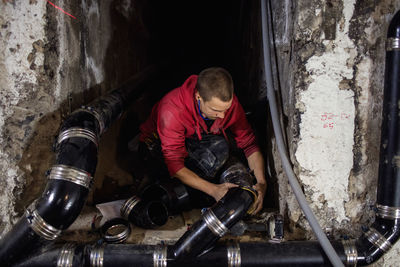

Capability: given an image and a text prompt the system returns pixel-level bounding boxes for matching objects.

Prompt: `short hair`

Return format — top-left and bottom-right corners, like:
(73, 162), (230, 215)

(197, 67), (234, 102)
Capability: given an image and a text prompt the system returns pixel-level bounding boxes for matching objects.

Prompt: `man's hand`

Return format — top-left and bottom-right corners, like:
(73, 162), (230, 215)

(251, 182), (267, 214)
(211, 182), (238, 202)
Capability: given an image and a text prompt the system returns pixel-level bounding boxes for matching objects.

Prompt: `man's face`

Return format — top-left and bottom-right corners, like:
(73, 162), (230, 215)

(196, 92), (232, 120)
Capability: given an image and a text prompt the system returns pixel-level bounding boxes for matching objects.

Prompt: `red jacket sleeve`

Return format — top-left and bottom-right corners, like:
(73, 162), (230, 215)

(157, 103), (188, 176)
(229, 102), (260, 158)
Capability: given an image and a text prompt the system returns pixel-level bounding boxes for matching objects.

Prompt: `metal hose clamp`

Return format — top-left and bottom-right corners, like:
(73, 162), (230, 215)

(58, 127), (98, 147)
(153, 245), (167, 267)
(90, 245), (105, 267)
(27, 209), (62, 240)
(76, 108), (105, 136)
(121, 196), (141, 219)
(376, 204), (400, 219)
(227, 241), (241, 267)
(101, 218), (131, 243)
(342, 239), (357, 267)
(49, 165), (93, 189)
(386, 37), (400, 51)
(57, 243), (76, 267)
(365, 227), (392, 252)
(203, 209), (228, 237)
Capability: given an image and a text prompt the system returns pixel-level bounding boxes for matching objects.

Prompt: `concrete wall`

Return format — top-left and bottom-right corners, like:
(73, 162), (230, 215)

(282, 0), (400, 265)
(0, 0), (150, 236)
(0, 0), (52, 235)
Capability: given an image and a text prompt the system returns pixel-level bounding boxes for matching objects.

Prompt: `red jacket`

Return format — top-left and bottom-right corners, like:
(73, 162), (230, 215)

(140, 75), (259, 176)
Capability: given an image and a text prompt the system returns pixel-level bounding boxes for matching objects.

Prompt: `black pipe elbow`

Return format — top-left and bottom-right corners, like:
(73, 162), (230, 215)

(353, 217), (400, 266)
(35, 179), (90, 229)
(121, 195), (169, 229)
(170, 187), (255, 260)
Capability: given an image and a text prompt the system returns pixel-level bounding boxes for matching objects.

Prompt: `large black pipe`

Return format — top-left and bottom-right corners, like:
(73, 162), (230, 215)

(377, 8), (400, 208)
(14, 241), (347, 267)
(170, 186), (256, 260)
(0, 66), (159, 266)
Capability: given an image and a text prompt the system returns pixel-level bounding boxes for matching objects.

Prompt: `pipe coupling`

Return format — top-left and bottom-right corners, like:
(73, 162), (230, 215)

(386, 37), (400, 51)
(58, 127), (98, 147)
(90, 245), (105, 267)
(342, 240), (357, 267)
(76, 108), (105, 136)
(121, 195), (141, 219)
(376, 204), (400, 219)
(101, 218), (131, 244)
(49, 164), (93, 189)
(227, 241), (241, 267)
(153, 245), (167, 267)
(26, 209), (62, 240)
(365, 227), (392, 252)
(57, 243), (76, 267)
(203, 209), (229, 237)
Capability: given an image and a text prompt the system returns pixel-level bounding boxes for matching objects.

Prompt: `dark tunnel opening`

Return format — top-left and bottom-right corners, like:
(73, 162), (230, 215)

(91, 0), (279, 217)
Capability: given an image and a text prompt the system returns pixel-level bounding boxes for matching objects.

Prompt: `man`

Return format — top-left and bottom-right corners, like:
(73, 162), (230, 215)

(140, 67), (266, 214)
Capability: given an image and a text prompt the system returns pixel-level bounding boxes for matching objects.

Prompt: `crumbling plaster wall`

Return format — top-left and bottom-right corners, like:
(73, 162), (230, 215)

(285, 0), (400, 265)
(0, 0), (115, 238)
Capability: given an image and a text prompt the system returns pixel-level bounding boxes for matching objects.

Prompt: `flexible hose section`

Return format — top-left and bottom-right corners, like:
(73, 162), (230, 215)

(260, 1), (345, 266)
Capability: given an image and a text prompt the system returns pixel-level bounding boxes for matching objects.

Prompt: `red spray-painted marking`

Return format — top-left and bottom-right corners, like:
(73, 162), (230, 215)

(321, 112), (351, 129)
(47, 0), (76, 20)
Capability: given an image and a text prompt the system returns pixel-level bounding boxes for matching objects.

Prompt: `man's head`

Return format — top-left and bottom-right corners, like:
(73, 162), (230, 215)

(195, 67), (234, 120)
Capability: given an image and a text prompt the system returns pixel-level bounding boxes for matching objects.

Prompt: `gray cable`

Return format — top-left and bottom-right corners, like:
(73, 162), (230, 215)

(260, 1), (345, 266)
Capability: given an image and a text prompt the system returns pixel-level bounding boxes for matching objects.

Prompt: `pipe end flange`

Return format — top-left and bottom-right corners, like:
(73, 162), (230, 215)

(57, 243), (76, 267)
(90, 244), (105, 267)
(153, 244), (168, 267)
(364, 227), (392, 253)
(203, 209), (229, 237)
(121, 195), (141, 219)
(227, 241), (241, 267)
(342, 239), (358, 267)
(48, 164), (93, 189)
(376, 204), (400, 220)
(26, 209), (62, 240)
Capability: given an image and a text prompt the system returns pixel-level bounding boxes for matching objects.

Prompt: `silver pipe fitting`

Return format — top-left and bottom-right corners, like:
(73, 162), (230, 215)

(57, 243), (76, 267)
(102, 221), (131, 244)
(342, 240), (357, 267)
(365, 228), (392, 252)
(203, 209), (229, 237)
(48, 164), (93, 189)
(27, 209), (62, 240)
(376, 204), (400, 219)
(227, 241), (241, 267)
(58, 127), (98, 147)
(386, 37), (400, 51)
(120, 196), (141, 219)
(153, 245), (167, 267)
(90, 245), (105, 267)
